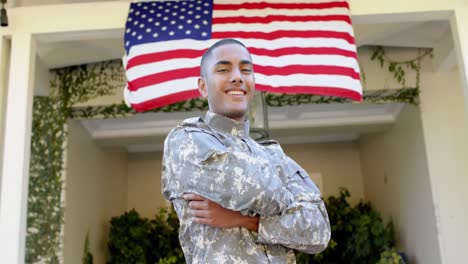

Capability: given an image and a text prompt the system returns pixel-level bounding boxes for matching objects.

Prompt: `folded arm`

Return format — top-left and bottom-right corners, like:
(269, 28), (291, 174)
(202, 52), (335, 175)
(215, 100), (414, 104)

(180, 140), (331, 254)
(162, 126), (294, 217)
(257, 171), (330, 253)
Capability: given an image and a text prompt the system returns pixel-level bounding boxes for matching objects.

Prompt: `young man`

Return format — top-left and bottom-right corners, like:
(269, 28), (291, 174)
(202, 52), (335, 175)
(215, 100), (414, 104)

(162, 39), (330, 263)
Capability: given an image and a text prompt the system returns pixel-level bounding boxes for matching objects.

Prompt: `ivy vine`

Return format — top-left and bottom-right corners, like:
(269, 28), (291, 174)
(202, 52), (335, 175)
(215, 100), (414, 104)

(26, 61), (123, 263)
(71, 88), (420, 119)
(26, 97), (66, 264)
(370, 46), (432, 89)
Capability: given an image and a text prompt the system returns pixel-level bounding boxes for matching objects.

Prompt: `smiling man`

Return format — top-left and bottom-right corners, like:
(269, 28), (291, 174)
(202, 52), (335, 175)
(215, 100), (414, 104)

(162, 39), (330, 263)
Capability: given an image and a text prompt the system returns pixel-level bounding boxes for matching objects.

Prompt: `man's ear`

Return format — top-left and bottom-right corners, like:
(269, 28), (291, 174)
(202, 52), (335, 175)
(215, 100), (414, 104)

(198, 77), (208, 98)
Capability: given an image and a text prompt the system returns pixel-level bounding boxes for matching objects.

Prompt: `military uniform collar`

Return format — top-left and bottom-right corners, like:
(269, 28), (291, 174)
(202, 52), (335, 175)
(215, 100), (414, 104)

(205, 111), (250, 138)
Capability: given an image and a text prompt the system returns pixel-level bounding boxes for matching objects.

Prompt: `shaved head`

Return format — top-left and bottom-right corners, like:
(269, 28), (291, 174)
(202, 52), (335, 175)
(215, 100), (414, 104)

(200, 39), (252, 78)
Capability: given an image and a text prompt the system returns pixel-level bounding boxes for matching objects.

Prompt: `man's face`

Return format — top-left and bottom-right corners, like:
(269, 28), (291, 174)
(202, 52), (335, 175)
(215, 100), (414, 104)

(198, 44), (255, 121)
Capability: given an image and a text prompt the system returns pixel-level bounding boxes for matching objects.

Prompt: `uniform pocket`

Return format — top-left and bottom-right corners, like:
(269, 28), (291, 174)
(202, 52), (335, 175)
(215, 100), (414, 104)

(184, 127), (228, 163)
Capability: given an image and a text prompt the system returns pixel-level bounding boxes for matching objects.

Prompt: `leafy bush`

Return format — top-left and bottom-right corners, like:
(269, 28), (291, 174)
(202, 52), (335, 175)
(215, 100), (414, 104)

(108, 189), (404, 264)
(378, 248), (407, 264)
(107, 208), (183, 264)
(297, 188), (403, 264)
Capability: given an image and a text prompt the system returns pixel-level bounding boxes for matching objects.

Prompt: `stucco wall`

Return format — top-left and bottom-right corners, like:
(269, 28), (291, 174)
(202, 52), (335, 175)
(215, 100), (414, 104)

(63, 120), (127, 264)
(127, 151), (169, 219)
(418, 71), (468, 264)
(360, 105), (441, 264)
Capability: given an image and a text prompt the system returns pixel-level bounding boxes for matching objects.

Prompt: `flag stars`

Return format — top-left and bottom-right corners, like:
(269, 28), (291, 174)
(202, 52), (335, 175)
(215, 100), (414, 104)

(125, 1), (212, 49)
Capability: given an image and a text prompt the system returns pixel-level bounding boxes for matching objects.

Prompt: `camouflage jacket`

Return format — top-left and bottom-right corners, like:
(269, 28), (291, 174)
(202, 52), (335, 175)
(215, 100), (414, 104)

(162, 111), (330, 264)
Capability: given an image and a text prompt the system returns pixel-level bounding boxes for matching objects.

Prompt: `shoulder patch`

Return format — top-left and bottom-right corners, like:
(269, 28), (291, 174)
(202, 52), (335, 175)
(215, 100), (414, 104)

(258, 139), (280, 146)
(179, 117), (203, 127)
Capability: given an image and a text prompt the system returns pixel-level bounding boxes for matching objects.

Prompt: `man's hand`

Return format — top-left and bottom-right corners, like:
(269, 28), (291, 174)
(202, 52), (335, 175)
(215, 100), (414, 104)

(183, 193), (259, 232)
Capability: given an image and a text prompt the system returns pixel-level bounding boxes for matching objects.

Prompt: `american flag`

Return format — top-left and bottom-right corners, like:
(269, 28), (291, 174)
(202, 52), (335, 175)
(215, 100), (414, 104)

(123, 0), (362, 112)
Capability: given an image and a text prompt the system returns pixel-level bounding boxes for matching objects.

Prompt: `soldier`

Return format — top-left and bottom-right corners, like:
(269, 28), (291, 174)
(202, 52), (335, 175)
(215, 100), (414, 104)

(162, 38), (330, 263)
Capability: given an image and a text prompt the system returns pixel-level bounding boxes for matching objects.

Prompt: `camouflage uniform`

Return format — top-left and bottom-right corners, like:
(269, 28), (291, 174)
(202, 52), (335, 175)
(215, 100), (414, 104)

(162, 111), (330, 264)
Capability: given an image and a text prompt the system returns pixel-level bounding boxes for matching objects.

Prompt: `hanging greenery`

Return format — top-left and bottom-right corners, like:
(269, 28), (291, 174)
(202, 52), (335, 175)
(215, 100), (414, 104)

(26, 96), (66, 264)
(69, 46), (431, 119)
(70, 88), (420, 119)
(370, 46), (432, 89)
(26, 61), (123, 263)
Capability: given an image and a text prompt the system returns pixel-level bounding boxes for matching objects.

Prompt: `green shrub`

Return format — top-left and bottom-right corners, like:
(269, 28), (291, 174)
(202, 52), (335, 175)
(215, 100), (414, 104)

(108, 189), (404, 264)
(107, 209), (152, 264)
(297, 188), (403, 264)
(107, 208), (183, 264)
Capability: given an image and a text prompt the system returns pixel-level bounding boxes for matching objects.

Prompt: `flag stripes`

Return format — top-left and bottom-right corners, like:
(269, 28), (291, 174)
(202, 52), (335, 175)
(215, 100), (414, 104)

(123, 0), (362, 111)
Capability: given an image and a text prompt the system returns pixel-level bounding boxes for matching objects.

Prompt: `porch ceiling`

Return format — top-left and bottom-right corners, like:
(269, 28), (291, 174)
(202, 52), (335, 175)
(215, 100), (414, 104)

(80, 103), (404, 152)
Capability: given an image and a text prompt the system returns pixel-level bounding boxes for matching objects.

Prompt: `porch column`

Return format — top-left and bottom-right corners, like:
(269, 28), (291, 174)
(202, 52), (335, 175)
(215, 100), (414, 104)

(0, 33), (36, 264)
(0, 36), (10, 198)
